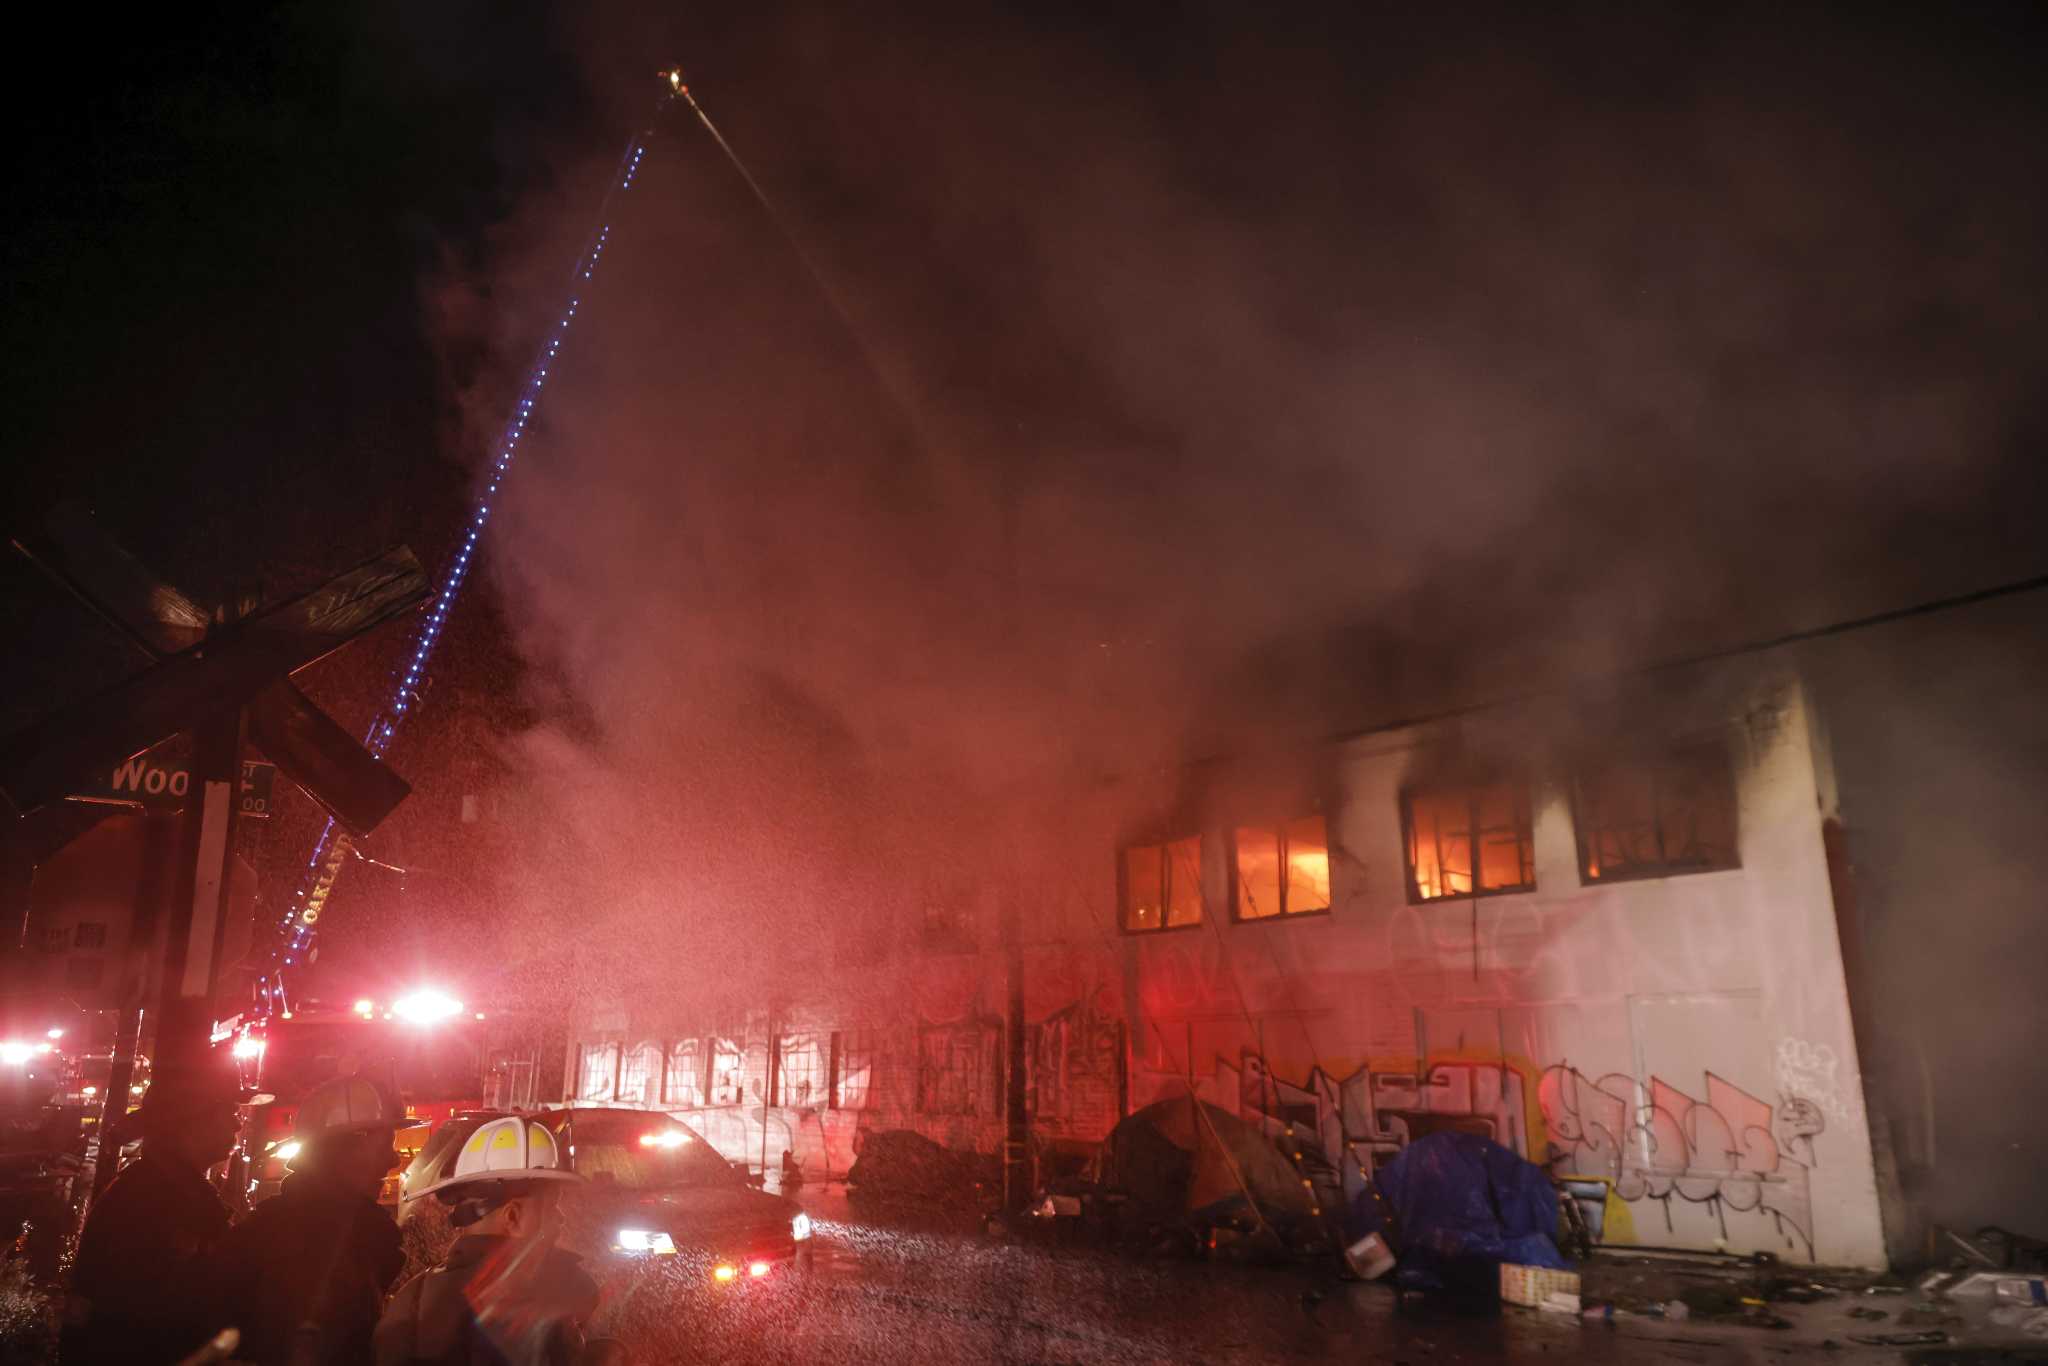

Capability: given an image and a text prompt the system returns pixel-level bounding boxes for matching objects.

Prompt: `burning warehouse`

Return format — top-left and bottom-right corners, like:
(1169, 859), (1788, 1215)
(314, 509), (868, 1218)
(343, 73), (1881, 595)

(559, 651), (1897, 1267)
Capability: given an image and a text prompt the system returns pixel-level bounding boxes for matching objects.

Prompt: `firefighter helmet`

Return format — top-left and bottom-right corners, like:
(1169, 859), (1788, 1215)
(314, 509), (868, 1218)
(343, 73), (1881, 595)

(416, 1116), (580, 1198)
(292, 1075), (401, 1141)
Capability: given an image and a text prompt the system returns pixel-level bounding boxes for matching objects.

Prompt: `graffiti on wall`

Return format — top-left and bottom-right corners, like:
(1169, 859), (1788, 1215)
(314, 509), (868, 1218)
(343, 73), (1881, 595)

(1774, 1037), (1858, 1129)
(1161, 1048), (1822, 1258)
(1226, 1053), (1529, 1173)
(1537, 1064), (1822, 1257)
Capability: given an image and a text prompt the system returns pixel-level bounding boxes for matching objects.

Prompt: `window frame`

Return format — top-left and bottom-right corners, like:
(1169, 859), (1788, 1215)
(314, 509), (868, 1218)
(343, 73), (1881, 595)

(829, 1028), (875, 1111)
(1398, 779), (1538, 905)
(576, 1042), (620, 1103)
(915, 1024), (992, 1116)
(1116, 833), (1206, 936)
(617, 1040), (661, 1108)
(663, 1038), (706, 1108)
(1226, 814), (1333, 924)
(707, 1036), (745, 1107)
(1570, 740), (1742, 886)
(774, 1033), (824, 1108)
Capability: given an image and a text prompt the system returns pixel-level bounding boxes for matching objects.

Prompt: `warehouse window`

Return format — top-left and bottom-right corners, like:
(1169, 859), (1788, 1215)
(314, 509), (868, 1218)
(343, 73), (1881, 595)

(708, 1037), (744, 1106)
(917, 1025), (991, 1116)
(777, 1034), (824, 1107)
(830, 1029), (875, 1110)
(617, 1042), (660, 1108)
(576, 1043), (618, 1102)
(1231, 815), (1332, 920)
(1403, 781), (1536, 901)
(1573, 741), (1740, 883)
(664, 1039), (705, 1107)
(74, 922), (108, 950)
(1120, 835), (1203, 932)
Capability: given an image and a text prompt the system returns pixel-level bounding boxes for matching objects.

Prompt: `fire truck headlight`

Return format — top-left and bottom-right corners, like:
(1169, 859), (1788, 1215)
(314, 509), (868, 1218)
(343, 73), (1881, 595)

(392, 990), (464, 1025)
(0, 1043), (33, 1066)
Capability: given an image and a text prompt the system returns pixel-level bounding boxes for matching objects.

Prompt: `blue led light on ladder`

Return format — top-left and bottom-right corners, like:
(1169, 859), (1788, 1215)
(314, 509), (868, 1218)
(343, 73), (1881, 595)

(258, 139), (650, 1011)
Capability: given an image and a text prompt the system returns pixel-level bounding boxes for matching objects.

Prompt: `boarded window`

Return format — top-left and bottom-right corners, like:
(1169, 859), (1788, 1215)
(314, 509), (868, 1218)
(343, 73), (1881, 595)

(1403, 781), (1536, 901)
(917, 1025), (992, 1115)
(1574, 742), (1740, 883)
(1120, 835), (1203, 932)
(617, 1042), (660, 1108)
(830, 1029), (875, 1110)
(776, 1034), (824, 1107)
(577, 1043), (618, 1102)
(1232, 815), (1332, 920)
(664, 1039), (705, 1107)
(708, 1037), (744, 1106)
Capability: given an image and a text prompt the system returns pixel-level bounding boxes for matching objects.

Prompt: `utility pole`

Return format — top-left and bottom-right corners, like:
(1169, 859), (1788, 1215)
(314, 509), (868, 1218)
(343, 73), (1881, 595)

(997, 459), (1029, 1216)
(154, 694), (245, 1069)
(1002, 892), (1028, 1214)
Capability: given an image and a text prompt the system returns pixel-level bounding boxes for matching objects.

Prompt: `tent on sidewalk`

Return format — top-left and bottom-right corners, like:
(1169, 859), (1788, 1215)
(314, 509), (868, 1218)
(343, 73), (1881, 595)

(1348, 1130), (1568, 1292)
(1104, 1095), (1323, 1246)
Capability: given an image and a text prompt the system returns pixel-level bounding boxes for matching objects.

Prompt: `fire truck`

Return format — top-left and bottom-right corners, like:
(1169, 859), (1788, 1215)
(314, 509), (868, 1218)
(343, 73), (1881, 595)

(215, 988), (492, 1210)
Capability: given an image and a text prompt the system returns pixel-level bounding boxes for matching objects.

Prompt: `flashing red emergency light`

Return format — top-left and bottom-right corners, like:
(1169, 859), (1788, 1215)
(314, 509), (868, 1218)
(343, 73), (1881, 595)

(392, 989), (464, 1025)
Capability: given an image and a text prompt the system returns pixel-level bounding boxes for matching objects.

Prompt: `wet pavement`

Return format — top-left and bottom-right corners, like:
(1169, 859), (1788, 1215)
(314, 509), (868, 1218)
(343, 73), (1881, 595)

(580, 1181), (2048, 1365)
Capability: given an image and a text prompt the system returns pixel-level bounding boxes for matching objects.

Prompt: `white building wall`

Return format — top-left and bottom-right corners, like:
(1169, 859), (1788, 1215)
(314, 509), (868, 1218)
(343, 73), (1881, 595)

(1118, 667), (1886, 1266)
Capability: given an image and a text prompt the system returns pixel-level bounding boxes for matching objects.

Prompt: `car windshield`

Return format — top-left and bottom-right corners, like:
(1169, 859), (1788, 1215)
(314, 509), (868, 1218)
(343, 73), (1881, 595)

(551, 1114), (735, 1190)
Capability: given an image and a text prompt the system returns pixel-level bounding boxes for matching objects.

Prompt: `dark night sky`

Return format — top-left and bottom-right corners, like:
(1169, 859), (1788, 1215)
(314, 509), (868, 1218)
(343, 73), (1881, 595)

(8, 3), (2046, 735)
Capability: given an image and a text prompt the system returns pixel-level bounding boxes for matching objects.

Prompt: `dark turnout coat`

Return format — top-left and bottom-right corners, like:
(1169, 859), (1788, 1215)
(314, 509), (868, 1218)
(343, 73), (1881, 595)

(373, 1234), (601, 1366)
(62, 1156), (232, 1365)
(209, 1171), (406, 1366)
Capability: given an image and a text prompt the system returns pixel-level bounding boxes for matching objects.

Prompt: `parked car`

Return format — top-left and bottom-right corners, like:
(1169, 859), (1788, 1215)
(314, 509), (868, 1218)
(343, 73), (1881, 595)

(398, 1108), (813, 1284)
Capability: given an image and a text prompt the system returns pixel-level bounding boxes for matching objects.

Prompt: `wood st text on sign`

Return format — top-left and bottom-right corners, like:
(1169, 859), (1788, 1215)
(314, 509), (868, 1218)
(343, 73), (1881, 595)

(70, 751), (278, 818)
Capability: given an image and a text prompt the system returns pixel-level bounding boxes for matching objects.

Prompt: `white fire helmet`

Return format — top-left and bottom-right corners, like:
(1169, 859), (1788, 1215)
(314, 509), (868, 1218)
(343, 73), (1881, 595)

(292, 1076), (401, 1142)
(415, 1116), (581, 1199)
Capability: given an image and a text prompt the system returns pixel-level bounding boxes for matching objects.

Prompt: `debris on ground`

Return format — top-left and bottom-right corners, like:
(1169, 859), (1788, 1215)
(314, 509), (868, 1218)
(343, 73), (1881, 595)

(1847, 1306), (1889, 1321)
(1988, 1305), (2048, 1336)
(1761, 1277), (1838, 1303)
(1899, 1304), (1965, 1328)
(1850, 1329), (1951, 1346)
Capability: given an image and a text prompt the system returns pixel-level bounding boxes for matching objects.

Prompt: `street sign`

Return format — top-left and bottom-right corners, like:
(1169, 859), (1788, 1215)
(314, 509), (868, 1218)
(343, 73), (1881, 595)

(247, 679), (410, 835)
(0, 545), (427, 820)
(68, 746), (278, 818)
(4, 508), (427, 1096)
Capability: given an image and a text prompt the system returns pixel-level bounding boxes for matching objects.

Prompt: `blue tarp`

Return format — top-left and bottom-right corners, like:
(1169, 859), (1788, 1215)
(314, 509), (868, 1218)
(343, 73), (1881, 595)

(1348, 1132), (1568, 1291)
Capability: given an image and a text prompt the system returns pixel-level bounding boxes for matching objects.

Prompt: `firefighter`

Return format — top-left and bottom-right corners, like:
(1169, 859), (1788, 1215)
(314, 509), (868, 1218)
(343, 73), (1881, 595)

(373, 1115), (616, 1366)
(62, 1062), (241, 1365)
(209, 1075), (407, 1366)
